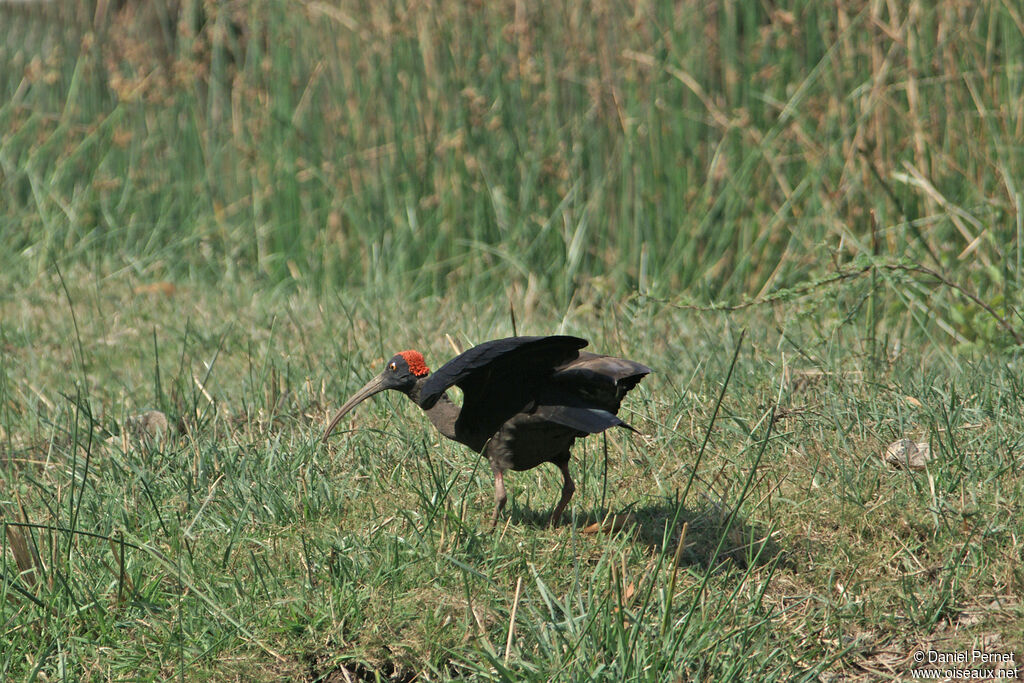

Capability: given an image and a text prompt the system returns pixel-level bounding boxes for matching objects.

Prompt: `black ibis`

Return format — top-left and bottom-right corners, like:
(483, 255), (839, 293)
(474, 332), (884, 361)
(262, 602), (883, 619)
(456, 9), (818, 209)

(322, 336), (650, 527)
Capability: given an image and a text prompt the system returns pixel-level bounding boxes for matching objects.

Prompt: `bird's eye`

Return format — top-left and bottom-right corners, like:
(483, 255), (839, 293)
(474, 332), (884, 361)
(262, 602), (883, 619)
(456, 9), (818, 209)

(389, 362), (397, 371)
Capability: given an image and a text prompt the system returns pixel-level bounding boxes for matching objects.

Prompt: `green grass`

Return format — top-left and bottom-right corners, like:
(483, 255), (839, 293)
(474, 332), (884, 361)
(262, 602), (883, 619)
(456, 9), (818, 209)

(2, 277), (1021, 680)
(2, 0), (1023, 680)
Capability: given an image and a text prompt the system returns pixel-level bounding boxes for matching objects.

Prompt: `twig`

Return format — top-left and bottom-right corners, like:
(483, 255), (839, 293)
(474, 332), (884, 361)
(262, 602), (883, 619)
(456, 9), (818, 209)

(652, 261), (1023, 346)
(652, 268), (868, 312)
(880, 262), (1024, 346)
(445, 334), (464, 355)
(504, 577), (523, 664)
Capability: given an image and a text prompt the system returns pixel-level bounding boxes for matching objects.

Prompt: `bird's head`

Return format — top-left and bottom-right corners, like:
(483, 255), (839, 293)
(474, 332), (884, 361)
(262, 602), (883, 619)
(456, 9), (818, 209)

(322, 350), (430, 441)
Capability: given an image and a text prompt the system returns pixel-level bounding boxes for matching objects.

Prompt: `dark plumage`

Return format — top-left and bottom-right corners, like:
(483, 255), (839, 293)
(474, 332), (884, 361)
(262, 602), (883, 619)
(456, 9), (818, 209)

(322, 336), (650, 527)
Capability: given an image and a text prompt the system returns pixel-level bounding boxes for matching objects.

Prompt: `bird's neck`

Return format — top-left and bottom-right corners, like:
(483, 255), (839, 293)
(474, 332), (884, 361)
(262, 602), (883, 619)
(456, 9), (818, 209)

(408, 379), (460, 443)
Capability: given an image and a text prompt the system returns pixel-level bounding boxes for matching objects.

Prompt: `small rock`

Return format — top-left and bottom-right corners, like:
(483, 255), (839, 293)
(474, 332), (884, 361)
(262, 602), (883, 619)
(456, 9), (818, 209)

(884, 439), (932, 470)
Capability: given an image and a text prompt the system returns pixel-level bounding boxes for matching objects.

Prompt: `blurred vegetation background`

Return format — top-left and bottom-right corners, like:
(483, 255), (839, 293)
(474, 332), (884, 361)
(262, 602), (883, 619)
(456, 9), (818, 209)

(2, 0), (1021, 345)
(3, 3), (1024, 679)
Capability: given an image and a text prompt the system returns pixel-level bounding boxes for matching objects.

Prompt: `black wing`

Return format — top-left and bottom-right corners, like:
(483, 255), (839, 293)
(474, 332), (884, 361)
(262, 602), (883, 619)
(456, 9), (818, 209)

(550, 352), (651, 411)
(418, 335), (588, 410)
(538, 405), (636, 434)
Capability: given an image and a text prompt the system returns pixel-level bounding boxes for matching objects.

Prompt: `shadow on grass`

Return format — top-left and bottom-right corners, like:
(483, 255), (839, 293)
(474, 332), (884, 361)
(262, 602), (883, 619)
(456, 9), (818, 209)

(304, 647), (471, 683)
(514, 499), (788, 570)
(632, 501), (789, 570)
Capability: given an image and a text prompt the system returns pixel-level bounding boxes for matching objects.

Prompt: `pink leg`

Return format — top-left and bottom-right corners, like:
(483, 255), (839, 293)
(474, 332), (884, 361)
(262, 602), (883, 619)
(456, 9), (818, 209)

(548, 462), (575, 527)
(491, 469), (508, 529)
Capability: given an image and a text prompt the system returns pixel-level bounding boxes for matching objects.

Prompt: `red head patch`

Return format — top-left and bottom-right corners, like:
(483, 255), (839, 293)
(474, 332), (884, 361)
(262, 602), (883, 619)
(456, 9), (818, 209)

(398, 350), (430, 377)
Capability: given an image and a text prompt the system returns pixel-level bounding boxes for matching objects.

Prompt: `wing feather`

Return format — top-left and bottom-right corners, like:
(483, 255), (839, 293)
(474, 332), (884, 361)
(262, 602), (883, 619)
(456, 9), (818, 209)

(538, 405), (636, 434)
(418, 335), (587, 409)
(550, 352), (651, 410)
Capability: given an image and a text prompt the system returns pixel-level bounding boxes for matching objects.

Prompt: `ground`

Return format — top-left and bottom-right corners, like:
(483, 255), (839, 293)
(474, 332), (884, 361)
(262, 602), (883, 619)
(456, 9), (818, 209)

(1, 275), (1020, 680)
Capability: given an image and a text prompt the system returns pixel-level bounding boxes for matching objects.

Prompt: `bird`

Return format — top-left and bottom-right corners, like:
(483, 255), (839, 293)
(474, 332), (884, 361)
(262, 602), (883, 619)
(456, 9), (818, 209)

(322, 335), (650, 528)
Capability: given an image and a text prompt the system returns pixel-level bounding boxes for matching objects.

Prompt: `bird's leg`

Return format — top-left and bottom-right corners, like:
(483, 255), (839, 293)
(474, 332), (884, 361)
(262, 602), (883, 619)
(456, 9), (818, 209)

(548, 462), (575, 528)
(491, 468), (508, 529)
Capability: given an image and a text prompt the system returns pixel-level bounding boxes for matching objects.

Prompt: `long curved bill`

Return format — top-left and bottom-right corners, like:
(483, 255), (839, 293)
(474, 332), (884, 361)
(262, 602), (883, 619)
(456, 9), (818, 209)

(321, 373), (390, 442)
